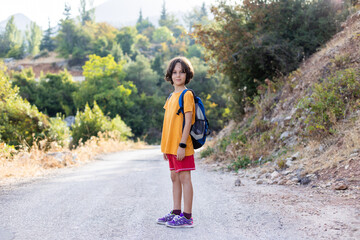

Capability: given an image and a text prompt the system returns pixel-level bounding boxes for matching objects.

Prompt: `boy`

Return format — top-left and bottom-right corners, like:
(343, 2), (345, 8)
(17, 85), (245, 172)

(157, 56), (196, 228)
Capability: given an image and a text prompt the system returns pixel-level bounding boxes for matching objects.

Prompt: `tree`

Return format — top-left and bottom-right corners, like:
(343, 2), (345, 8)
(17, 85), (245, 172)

(26, 21), (43, 56)
(63, 3), (72, 20)
(123, 54), (159, 96)
(140, 24), (155, 41)
(152, 26), (174, 43)
(186, 57), (228, 131)
(135, 34), (151, 52)
(5, 16), (22, 48)
(2, 16), (24, 58)
(73, 54), (136, 119)
(79, 0), (95, 25)
(127, 93), (164, 143)
(193, 0), (350, 113)
(0, 63), (49, 147)
(0, 33), (10, 57)
(36, 71), (79, 116)
(40, 19), (56, 51)
(10, 68), (38, 104)
(11, 69), (79, 117)
(110, 43), (123, 62)
(186, 44), (204, 59)
(159, 1), (167, 24)
(172, 25), (186, 38)
(137, 9), (143, 24)
(56, 18), (92, 64)
(183, 3), (209, 33)
(200, 2), (207, 17)
(136, 18), (154, 34)
(116, 27), (137, 56)
(56, 19), (77, 58)
(158, 1), (178, 31)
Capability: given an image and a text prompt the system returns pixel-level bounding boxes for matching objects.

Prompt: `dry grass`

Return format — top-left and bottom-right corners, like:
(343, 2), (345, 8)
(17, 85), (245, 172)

(0, 132), (146, 181)
(300, 113), (360, 175)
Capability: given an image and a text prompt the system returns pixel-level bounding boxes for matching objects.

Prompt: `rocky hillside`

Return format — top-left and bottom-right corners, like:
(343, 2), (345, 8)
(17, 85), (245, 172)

(5, 52), (84, 80)
(202, 11), (360, 195)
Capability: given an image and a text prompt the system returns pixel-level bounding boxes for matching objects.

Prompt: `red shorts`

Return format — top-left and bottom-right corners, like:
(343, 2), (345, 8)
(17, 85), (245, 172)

(167, 154), (195, 173)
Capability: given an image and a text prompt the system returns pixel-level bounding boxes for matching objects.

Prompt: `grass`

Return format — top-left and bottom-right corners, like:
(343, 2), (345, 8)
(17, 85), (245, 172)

(200, 146), (215, 158)
(228, 156), (252, 171)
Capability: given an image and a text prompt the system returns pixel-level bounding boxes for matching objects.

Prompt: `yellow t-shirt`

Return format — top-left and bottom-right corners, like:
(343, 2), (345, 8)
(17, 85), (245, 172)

(161, 90), (196, 156)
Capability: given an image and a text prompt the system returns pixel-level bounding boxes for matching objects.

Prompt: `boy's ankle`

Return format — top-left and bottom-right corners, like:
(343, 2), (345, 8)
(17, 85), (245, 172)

(183, 212), (192, 219)
(172, 210), (181, 215)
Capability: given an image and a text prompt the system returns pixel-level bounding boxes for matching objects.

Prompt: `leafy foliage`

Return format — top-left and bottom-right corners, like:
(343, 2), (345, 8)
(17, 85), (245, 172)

(4, 4), (232, 144)
(228, 156), (252, 171)
(200, 146), (214, 158)
(56, 18), (92, 65)
(25, 21), (42, 56)
(48, 114), (71, 147)
(298, 68), (360, 136)
(40, 20), (56, 52)
(0, 63), (49, 147)
(74, 54), (135, 119)
(193, 0), (351, 113)
(71, 101), (132, 146)
(152, 26), (174, 43)
(11, 69), (79, 117)
(116, 27), (137, 56)
(123, 54), (159, 95)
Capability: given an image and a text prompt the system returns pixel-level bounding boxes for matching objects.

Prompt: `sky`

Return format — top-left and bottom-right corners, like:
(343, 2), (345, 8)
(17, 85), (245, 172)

(0, 0), (108, 28)
(0, 0), (220, 29)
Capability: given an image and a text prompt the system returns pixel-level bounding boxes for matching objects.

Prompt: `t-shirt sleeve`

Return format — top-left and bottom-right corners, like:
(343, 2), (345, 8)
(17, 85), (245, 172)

(184, 91), (195, 113)
(163, 96), (170, 110)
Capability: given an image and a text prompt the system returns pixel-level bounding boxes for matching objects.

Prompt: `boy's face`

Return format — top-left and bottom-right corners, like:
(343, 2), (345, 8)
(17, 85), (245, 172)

(172, 62), (186, 87)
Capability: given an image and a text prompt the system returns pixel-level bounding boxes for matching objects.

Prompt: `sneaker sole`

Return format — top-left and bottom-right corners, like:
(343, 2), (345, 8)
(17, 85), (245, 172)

(156, 221), (166, 225)
(166, 223), (195, 228)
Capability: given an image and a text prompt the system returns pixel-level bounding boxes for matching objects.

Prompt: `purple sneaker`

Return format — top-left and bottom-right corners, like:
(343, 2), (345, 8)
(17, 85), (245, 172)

(166, 213), (194, 228)
(157, 211), (176, 225)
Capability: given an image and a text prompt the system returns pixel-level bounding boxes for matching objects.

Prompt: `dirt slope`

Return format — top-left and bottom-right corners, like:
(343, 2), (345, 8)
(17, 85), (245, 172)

(205, 11), (360, 196)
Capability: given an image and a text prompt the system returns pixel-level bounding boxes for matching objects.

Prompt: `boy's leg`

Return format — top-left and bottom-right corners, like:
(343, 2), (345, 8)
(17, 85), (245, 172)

(171, 170), (182, 211)
(179, 171), (193, 215)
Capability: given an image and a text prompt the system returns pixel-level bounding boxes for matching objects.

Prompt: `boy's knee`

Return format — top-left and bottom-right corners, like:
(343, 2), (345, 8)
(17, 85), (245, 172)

(170, 171), (179, 182)
(179, 171), (191, 184)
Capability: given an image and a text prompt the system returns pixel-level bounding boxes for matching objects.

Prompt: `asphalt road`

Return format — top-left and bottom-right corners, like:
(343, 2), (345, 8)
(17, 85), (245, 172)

(0, 147), (359, 240)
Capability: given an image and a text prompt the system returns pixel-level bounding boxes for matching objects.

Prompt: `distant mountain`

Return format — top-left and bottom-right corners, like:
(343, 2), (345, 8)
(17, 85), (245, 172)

(0, 13), (32, 32)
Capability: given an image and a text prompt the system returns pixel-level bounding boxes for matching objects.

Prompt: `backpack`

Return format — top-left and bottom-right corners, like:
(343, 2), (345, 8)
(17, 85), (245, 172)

(176, 89), (210, 149)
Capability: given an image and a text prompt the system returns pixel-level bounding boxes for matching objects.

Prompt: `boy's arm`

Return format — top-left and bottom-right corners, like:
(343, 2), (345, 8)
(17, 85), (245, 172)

(177, 111), (193, 161)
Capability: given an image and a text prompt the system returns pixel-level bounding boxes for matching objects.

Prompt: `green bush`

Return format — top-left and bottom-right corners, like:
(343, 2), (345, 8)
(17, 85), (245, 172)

(200, 146), (214, 158)
(110, 115), (133, 140)
(0, 63), (49, 148)
(219, 137), (230, 153)
(11, 69), (79, 117)
(71, 101), (132, 147)
(48, 114), (71, 147)
(298, 68), (360, 136)
(228, 156), (251, 171)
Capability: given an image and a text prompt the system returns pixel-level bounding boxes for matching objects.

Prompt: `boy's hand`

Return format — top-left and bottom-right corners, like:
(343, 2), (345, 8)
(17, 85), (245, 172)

(163, 153), (168, 161)
(177, 147), (185, 161)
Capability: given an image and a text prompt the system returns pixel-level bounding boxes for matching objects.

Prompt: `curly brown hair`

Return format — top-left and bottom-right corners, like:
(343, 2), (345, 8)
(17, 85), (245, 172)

(164, 56), (194, 85)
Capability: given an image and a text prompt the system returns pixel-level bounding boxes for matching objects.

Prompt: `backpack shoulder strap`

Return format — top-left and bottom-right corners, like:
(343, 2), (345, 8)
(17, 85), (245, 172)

(176, 89), (189, 115)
